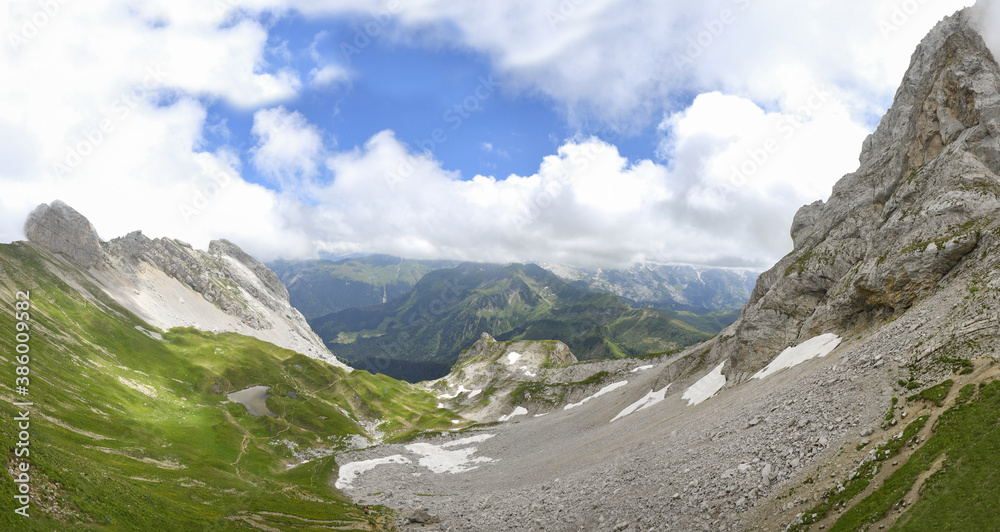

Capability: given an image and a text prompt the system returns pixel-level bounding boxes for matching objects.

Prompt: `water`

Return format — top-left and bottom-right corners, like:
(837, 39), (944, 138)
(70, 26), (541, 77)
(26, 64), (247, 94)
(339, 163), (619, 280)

(227, 385), (277, 417)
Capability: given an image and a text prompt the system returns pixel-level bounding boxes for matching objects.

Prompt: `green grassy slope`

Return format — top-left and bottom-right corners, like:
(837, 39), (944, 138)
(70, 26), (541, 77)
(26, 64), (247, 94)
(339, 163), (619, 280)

(311, 263), (712, 382)
(789, 371), (1000, 532)
(0, 242), (458, 531)
(657, 309), (742, 334)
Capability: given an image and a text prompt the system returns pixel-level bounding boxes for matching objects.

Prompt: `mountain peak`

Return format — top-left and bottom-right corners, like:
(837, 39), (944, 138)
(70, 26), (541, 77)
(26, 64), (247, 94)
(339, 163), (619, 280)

(859, 8), (999, 172)
(712, 6), (1000, 380)
(23, 200), (109, 269)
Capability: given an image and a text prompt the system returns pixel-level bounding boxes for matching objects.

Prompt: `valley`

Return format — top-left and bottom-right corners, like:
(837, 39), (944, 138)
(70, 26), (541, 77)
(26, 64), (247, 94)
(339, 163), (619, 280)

(4, 3), (1000, 532)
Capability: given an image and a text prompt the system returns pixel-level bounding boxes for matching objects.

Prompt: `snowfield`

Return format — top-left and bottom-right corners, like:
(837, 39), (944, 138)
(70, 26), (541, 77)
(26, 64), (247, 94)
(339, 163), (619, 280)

(405, 435), (497, 474)
(498, 407), (528, 422)
(335, 455), (411, 489)
(564, 381), (629, 411)
(682, 362), (726, 406)
(752, 334), (842, 380)
(612, 385), (671, 422)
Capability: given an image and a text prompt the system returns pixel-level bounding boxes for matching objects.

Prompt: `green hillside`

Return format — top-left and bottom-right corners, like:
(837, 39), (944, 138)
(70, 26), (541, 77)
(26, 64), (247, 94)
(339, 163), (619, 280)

(268, 255), (457, 319)
(310, 263), (712, 382)
(0, 242), (458, 531)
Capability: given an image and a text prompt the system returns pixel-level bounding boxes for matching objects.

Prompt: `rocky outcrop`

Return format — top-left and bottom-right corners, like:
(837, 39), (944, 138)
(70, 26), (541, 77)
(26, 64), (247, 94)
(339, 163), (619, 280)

(22, 202), (346, 369)
(24, 200), (109, 269)
(713, 8), (1000, 381)
(429, 333), (580, 422)
(107, 231), (289, 331)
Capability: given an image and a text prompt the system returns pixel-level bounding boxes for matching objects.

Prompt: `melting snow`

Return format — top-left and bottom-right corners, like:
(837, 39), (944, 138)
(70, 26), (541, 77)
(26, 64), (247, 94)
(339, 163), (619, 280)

(520, 366), (537, 377)
(564, 381), (629, 411)
(506, 352), (522, 365)
(335, 455), (411, 489)
(682, 362), (726, 406)
(752, 334), (842, 380)
(611, 385), (671, 422)
(438, 385), (474, 400)
(467, 388), (482, 398)
(498, 407), (528, 422)
(631, 365), (655, 373)
(405, 435), (496, 474)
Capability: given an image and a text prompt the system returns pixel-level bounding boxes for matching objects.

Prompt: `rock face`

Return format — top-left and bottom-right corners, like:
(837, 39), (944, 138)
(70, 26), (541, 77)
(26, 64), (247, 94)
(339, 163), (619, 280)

(24, 201), (109, 269)
(22, 202), (346, 369)
(429, 333), (581, 422)
(107, 231), (292, 331)
(712, 8), (1000, 381)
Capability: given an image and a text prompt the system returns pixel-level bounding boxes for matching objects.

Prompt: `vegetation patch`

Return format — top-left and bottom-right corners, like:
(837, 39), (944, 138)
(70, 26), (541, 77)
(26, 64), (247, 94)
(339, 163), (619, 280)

(907, 379), (953, 407)
(790, 415), (929, 532)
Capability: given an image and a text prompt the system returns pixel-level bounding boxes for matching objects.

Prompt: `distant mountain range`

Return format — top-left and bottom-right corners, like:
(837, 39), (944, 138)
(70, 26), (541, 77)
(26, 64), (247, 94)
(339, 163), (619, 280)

(268, 255), (459, 319)
(271, 257), (758, 339)
(308, 262), (713, 382)
(543, 263), (759, 313)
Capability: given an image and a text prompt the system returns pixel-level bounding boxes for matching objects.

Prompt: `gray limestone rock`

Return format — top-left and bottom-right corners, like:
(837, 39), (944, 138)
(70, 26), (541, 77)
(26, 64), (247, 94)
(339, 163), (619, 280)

(23, 200), (109, 269)
(711, 8), (1000, 379)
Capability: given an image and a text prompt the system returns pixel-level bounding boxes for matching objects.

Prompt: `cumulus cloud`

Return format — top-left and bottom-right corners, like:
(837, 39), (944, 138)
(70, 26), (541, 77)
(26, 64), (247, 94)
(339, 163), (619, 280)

(0, 0), (985, 270)
(230, 91), (866, 268)
(258, 0), (976, 131)
(251, 107), (326, 186)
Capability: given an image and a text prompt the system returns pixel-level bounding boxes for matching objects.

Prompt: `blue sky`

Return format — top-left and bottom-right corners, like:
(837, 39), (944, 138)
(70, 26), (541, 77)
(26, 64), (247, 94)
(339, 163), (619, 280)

(2, 0), (994, 268)
(206, 11), (663, 188)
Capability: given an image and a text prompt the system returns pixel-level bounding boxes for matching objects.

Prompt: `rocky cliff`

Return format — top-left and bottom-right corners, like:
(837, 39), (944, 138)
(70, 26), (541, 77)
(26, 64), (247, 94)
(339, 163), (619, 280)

(23, 201), (346, 368)
(712, 8), (1000, 381)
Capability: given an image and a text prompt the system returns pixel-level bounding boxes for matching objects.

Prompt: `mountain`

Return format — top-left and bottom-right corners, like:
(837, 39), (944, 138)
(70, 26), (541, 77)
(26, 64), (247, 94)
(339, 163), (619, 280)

(268, 256), (459, 320)
(317, 7), (1000, 531)
(0, 203), (460, 530)
(707, 8), (1000, 381)
(309, 262), (712, 382)
(544, 263), (759, 313)
(23, 201), (343, 368)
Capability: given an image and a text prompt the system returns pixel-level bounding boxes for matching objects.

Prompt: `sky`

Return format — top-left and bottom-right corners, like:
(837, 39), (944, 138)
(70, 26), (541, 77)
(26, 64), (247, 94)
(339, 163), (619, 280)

(2, 0), (997, 269)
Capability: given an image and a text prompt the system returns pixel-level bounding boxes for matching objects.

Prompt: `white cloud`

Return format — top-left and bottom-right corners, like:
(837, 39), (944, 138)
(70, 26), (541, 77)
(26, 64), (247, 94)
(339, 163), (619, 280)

(251, 107), (325, 186)
(309, 65), (349, 88)
(1, 0), (991, 271)
(269, 0), (975, 130)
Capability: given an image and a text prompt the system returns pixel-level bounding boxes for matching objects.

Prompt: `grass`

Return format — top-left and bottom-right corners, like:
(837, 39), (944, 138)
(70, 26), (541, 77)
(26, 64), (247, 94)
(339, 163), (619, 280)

(507, 371), (613, 407)
(907, 379), (954, 407)
(830, 380), (1000, 531)
(0, 242), (454, 530)
(793, 378), (1000, 531)
(790, 414), (929, 532)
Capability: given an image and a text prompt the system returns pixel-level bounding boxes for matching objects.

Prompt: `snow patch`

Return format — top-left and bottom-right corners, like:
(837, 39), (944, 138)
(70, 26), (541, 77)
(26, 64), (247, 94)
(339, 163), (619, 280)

(520, 366), (537, 377)
(682, 362), (726, 406)
(631, 365), (655, 373)
(335, 455), (411, 489)
(498, 407), (528, 422)
(564, 381), (629, 411)
(405, 435), (496, 474)
(441, 434), (495, 447)
(467, 388), (482, 399)
(611, 384), (671, 422)
(752, 334), (842, 380)
(438, 385), (474, 400)
(506, 352), (522, 365)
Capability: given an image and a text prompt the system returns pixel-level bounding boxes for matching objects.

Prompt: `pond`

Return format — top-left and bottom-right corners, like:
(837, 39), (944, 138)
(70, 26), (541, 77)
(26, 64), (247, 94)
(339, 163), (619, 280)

(227, 385), (277, 417)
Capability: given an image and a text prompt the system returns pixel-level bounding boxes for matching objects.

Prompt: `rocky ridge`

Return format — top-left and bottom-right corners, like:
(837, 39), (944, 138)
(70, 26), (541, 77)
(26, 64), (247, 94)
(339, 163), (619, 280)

(711, 7), (1000, 381)
(23, 201), (345, 368)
